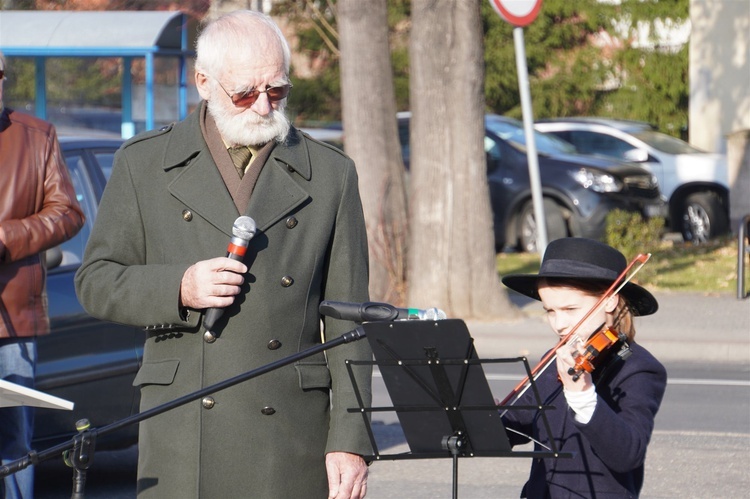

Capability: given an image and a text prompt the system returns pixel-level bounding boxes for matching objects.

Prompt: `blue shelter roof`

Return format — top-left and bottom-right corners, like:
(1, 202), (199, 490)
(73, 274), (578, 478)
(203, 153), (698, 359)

(0, 10), (187, 54)
(0, 10), (196, 136)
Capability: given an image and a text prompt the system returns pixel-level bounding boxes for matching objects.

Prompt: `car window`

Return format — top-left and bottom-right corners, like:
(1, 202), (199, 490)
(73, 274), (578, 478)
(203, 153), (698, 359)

(548, 130), (572, 144)
(485, 135), (501, 159)
(632, 131), (705, 155)
(484, 135), (503, 173)
(564, 131), (635, 160)
(485, 117), (576, 155)
(55, 152), (97, 269)
(93, 149), (117, 180)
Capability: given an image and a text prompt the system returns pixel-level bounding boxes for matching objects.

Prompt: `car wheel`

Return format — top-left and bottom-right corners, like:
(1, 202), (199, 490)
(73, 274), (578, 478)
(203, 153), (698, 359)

(680, 192), (728, 244)
(518, 199), (568, 252)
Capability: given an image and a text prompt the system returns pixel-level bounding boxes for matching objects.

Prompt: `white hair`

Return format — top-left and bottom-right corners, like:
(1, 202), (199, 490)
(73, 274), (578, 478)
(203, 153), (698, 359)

(195, 10), (291, 78)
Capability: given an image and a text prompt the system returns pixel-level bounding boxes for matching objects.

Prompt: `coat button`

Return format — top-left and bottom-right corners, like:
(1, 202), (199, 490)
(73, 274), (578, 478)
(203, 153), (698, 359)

(280, 276), (294, 287)
(203, 331), (217, 343)
(267, 339), (282, 350)
(285, 216), (298, 229)
(202, 396), (215, 409)
(261, 406), (276, 416)
(182, 210), (193, 222)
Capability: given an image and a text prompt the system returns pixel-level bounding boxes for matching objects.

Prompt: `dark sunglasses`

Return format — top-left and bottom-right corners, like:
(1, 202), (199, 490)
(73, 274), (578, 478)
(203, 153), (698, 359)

(209, 74), (291, 108)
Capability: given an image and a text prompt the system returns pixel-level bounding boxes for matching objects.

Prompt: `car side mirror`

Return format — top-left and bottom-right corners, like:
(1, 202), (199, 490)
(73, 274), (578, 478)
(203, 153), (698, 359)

(623, 148), (649, 163)
(45, 246), (63, 270)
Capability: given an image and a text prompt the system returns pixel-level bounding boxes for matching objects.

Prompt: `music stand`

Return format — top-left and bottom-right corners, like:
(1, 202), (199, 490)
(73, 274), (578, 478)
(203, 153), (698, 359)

(345, 319), (569, 498)
(0, 379), (74, 410)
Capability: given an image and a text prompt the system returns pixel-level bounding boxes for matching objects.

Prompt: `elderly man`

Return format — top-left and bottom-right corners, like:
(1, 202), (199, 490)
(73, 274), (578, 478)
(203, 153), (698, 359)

(0, 50), (85, 499)
(75, 10), (372, 499)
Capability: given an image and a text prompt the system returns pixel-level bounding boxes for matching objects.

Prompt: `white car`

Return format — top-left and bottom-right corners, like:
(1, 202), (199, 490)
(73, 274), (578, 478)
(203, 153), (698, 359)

(535, 118), (729, 243)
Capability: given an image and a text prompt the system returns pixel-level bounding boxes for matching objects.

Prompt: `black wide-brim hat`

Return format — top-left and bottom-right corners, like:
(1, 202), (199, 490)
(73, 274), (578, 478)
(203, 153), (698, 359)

(502, 238), (658, 316)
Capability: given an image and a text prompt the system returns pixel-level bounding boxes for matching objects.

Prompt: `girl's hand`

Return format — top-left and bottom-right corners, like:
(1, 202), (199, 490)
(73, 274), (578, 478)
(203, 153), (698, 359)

(556, 339), (593, 392)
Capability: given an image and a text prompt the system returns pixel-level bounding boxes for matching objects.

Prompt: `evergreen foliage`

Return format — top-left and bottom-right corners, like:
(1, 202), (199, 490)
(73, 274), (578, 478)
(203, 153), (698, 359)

(482, 0), (690, 136)
(604, 208), (665, 281)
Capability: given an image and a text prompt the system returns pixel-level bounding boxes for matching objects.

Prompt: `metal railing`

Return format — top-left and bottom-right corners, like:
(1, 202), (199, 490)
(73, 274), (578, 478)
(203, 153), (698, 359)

(738, 214), (750, 299)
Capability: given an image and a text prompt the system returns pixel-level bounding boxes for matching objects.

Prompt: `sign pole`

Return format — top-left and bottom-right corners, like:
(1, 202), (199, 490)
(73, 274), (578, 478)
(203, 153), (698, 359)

(513, 26), (547, 255)
(489, 0), (547, 256)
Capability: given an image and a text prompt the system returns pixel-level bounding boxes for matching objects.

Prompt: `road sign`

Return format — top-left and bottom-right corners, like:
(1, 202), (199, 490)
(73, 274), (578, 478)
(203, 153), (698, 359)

(489, 0), (543, 27)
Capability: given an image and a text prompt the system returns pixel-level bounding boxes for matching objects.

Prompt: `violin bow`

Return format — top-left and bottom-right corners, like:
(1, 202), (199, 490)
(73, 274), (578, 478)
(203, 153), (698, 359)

(498, 252), (651, 410)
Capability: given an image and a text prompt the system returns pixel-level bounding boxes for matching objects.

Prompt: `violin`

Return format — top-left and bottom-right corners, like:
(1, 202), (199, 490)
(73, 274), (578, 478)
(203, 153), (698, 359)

(568, 326), (630, 382)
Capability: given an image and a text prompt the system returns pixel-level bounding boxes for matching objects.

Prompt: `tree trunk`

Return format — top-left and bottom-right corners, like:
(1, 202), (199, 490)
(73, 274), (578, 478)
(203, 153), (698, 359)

(408, 0), (519, 319)
(339, 0), (409, 305)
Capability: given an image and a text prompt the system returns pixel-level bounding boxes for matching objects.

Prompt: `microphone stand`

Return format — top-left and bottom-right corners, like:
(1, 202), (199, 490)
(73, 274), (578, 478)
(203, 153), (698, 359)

(0, 326), (367, 498)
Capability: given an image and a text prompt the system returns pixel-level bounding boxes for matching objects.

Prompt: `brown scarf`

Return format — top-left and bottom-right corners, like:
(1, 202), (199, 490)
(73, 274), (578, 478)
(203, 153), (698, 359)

(199, 103), (276, 213)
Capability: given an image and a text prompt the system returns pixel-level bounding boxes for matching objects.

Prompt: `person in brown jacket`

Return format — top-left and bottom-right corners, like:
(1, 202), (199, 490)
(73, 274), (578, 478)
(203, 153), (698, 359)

(0, 50), (85, 499)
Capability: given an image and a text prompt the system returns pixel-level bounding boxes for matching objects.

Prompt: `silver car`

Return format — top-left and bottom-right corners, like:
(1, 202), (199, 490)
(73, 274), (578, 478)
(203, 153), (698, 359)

(535, 118), (730, 243)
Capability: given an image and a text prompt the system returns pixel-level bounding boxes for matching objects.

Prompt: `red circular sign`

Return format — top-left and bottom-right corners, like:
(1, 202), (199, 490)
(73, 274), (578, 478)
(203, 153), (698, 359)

(489, 0), (543, 27)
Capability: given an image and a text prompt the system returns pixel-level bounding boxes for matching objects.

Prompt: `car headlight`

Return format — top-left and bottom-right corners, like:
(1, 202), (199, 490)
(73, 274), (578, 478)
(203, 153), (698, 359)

(570, 168), (623, 193)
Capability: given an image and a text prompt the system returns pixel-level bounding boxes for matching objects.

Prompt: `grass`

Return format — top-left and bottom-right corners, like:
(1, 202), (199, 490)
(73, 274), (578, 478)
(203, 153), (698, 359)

(496, 235), (748, 294)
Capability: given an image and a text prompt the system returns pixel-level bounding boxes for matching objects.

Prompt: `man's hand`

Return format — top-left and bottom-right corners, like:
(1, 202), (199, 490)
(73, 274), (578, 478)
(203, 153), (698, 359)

(326, 451), (368, 499)
(180, 257), (247, 310)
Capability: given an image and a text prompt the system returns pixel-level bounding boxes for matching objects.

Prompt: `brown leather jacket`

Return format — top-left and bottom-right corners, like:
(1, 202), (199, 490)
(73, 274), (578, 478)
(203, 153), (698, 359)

(0, 108), (84, 338)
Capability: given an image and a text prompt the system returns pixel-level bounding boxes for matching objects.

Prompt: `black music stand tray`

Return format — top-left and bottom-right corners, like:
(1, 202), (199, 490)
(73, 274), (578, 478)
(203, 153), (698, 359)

(345, 319), (570, 498)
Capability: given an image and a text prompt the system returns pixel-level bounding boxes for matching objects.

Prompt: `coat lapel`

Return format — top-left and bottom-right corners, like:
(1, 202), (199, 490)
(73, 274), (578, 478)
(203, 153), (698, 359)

(160, 109), (313, 236)
(161, 108), (240, 238)
(246, 130), (311, 231)
(169, 150), (240, 237)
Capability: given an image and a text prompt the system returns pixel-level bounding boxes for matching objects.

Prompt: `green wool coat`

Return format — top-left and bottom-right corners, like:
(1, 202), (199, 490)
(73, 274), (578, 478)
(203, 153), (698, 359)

(75, 107), (373, 498)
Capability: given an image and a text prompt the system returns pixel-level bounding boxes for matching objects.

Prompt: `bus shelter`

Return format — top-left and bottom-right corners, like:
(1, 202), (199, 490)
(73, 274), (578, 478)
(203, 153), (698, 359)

(0, 10), (195, 137)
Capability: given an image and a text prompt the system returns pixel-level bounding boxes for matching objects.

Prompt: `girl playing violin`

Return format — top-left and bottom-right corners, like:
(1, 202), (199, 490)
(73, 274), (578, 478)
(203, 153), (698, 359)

(501, 237), (666, 498)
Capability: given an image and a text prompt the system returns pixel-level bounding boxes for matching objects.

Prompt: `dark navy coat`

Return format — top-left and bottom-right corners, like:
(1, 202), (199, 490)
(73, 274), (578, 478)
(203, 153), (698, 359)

(503, 342), (667, 498)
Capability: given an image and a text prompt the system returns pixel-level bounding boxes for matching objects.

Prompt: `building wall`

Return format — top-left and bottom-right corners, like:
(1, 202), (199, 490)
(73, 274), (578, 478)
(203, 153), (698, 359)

(689, 0), (750, 154)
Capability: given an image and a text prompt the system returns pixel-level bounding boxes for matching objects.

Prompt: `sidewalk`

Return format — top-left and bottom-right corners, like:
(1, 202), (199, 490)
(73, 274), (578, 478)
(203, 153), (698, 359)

(465, 290), (750, 364)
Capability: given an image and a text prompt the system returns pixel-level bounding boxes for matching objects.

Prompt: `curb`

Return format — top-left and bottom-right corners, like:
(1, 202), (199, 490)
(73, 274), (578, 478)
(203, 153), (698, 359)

(464, 291), (750, 365)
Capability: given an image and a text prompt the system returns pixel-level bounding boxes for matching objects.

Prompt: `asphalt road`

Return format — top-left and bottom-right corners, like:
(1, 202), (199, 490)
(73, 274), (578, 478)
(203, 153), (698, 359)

(32, 291), (750, 498)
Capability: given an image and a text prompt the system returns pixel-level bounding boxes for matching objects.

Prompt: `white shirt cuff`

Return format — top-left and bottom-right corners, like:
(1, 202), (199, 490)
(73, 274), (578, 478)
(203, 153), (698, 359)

(564, 386), (597, 424)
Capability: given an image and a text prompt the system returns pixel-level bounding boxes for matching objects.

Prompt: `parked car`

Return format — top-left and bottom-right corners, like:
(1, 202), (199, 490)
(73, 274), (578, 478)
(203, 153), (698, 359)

(32, 134), (143, 451)
(534, 117), (730, 243)
(398, 113), (667, 252)
(300, 127), (345, 149)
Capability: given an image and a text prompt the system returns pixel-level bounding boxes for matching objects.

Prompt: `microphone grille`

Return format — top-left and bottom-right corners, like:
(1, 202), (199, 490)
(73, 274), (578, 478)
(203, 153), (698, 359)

(232, 216), (257, 241)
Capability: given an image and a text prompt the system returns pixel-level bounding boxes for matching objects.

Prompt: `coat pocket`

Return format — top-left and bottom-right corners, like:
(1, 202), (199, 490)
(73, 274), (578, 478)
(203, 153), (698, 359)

(133, 359), (180, 387)
(295, 363), (332, 390)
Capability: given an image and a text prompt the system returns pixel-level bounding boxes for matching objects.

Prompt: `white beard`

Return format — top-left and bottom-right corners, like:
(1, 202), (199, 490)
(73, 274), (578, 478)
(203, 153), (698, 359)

(207, 95), (291, 148)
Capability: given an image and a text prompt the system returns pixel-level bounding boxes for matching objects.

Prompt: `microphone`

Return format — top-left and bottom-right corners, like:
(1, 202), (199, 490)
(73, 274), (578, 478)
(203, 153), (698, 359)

(203, 216), (257, 335)
(224, 216), (257, 262)
(319, 300), (447, 323)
